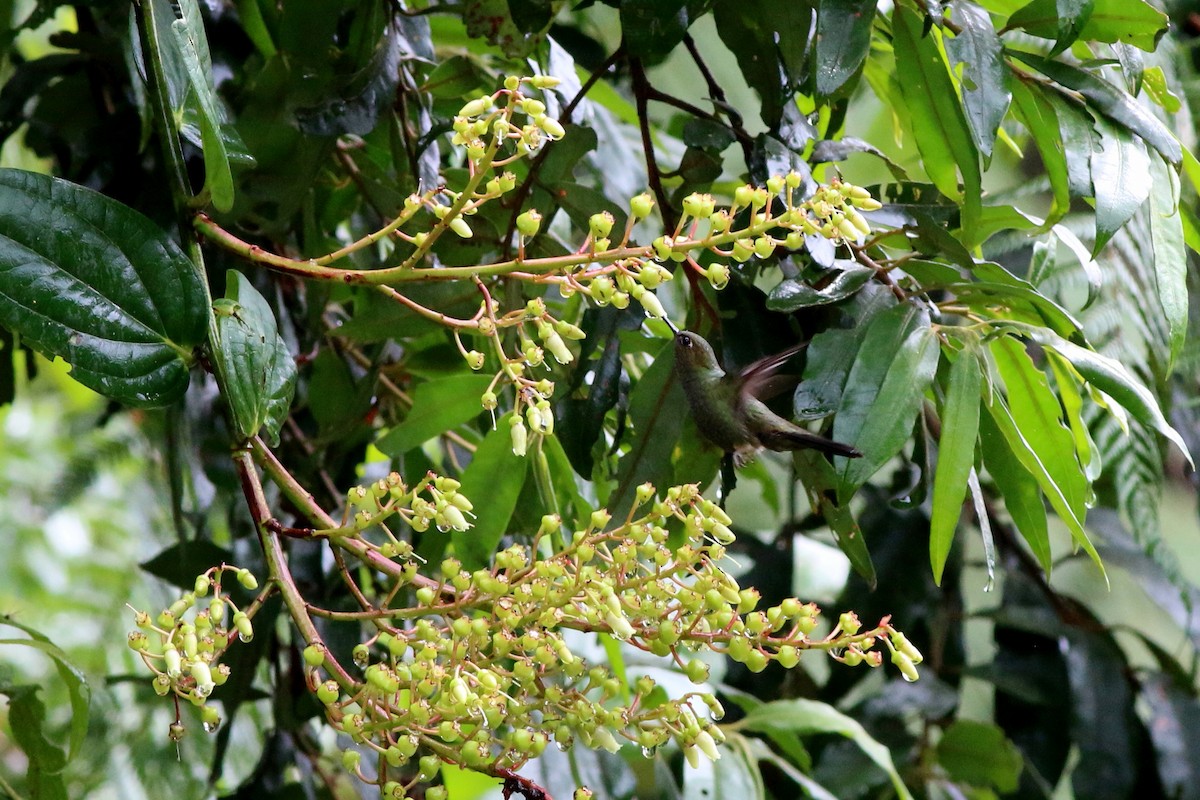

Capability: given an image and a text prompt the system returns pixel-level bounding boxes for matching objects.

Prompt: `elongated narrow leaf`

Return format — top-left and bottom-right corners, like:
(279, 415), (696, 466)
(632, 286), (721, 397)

(0, 169), (206, 406)
(0, 615), (90, 767)
(978, 404), (1052, 573)
(930, 350), (982, 584)
(1090, 116), (1151, 255)
(795, 449), (876, 586)
(213, 271), (296, 445)
(1148, 156), (1186, 371)
(894, 4), (982, 228)
(1005, 0), (1166, 52)
(814, 0), (877, 97)
(835, 304), (941, 492)
(945, 0), (1010, 163)
(1010, 78), (1070, 224)
(739, 699), (914, 800)
(1006, 322), (1192, 465)
(376, 373), (493, 456)
(1010, 50), (1181, 164)
(453, 414), (530, 569)
(991, 336), (1089, 521)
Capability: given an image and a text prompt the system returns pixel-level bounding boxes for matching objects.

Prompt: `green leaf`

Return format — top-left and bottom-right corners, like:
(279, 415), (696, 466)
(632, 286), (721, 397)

(930, 349), (982, 584)
(213, 271), (296, 446)
(738, 699), (914, 800)
(0, 615), (90, 769)
(1148, 156), (1186, 371)
(835, 303), (941, 493)
(814, 0), (877, 97)
(1005, 0), (1166, 52)
(452, 413), (530, 570)
(978, 405), (1052, 573)
(766, 263), (874, 311)
(0, 169), (206, 407)
(1, 684), (67, 799)
(141, 539), (236, 591)
(1090, 115), (1151, 255)
(944, 0), (1010, 163)
(1010, 78), (1070, 224)
(1007, 323), (1193, 467)
(795, 449), (877, 586)
(1009, 50), (1181, 164)
(375, 372), (493, 456)
(169, 0), (234, 211)
(1141, 66), (1182, 113)
(893, 4), (982, 228)
(936, 720), (1023, 792)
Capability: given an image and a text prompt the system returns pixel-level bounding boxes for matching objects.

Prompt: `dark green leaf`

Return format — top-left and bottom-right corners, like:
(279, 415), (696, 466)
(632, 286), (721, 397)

(893, 4), (982, 228)
(1010, 50), (1181, 164)
(1148, 156), (1186, 370)
(795, 449), (876, 585)
(140, 540), (235, 589)
(1064, 629), (1140, 798)
(944, 0), (1010, 163)
(1, 684), (67, 799)
(936, 720), (1023, 792)
(375, 373), (493, 456)
(930, 349), (982, 584)
(1010, 78), (1071, 225)
(620, 0), (695, 63)
(810, 137), (911, 180)
(814, 0), (876, 97)
(766, 263), (873, 311)
(463, 0), (547, 57)
(1005, 0), (1166, 52)
(978, 405), (1052, 573)
(1006, 323), (1192, 466)
(453, 413), (530, 569)
(213, 271), (297, 446)
(738, 700), (913, 799)
(1140, 672), (1200, 797)
(0, 615), (90, 768)
(1090, 116), (1150, 255)
(835, 303), (941, 493)
(713, 0), (800, 127)
(0, 169), (205, 407)
(169, 0), (234, 211)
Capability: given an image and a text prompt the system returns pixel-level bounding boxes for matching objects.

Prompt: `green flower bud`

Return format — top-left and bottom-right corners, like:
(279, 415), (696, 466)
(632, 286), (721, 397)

(636, 290), (667, 319)
(465, 350), (485, 370)
(516, 209), (543, 237)
(510, 416), (528, 456)
(233, 611), (254, 642)
(458, 96), (493, 118)
(538, 114), (566, 139)
(237, 569), (258, 590)
(891, 648), (920, 682)
(481, 390), (498, 410)
(303, 644), (326, 667)
(630, 192), (655, 220)
(164, 647), (182, 678)
(684, 659), (709, 684)
(839, 611), (861, 635)
(449, 216), (473, 238)
(734, 185), (755, 208)
(543, 330), (573, 364)
(193, 575), (211, 597)
(589, 211), (614, 238)
(731, 239), (754, 262)
(891, 631), (924, 664)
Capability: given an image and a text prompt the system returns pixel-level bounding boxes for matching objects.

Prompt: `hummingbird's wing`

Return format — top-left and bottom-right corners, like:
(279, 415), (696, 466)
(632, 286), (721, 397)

(738, 341), (808, 401)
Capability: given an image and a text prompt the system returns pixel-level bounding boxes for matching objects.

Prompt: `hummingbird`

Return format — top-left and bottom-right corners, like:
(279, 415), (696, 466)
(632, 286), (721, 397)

(667, 322), (862, 465)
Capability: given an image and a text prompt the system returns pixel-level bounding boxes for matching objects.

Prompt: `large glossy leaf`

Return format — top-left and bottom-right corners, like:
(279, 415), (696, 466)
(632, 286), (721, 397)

(1010, 50), (1181, 164)
(1090, 116), (1151, 255)
(1, 683), (67, 799)
(1139, 672), (1200, 796)
(767, 263), (874, 311)
(893, 4), (982, 232)
(814, 0), (877, 97)
(213, 271), (296, 446)
(375, 372), (493, 456)
(1005, 0), (1166, 52)
(452, 414), (530, 570)
(835, 303), (941, 493)
(0, 169), (206, 407)
(930, 349), (982, 584)
(944, 0), (1010, 163)
(738, 700), (914, 800)
(1148, 156), (1186, 371)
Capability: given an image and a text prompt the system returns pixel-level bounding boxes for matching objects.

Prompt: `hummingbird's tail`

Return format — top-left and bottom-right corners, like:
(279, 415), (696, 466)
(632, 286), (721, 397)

(760, 427), (862, 458)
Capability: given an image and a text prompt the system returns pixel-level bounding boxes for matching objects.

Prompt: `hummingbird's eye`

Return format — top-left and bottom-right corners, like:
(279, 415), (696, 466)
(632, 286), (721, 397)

(680, 334), (693, 348)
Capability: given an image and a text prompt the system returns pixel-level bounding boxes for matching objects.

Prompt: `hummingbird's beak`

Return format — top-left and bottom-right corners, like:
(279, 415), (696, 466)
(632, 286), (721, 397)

(663, 317), (680, 335)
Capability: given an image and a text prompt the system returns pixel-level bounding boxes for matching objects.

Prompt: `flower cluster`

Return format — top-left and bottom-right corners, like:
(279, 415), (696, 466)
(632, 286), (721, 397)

(126, 565), (260, 737)
(301, 482), (917, 796)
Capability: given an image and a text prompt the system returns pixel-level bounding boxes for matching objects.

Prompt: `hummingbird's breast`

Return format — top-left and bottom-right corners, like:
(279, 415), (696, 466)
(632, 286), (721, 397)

(679, 370), (755, 454)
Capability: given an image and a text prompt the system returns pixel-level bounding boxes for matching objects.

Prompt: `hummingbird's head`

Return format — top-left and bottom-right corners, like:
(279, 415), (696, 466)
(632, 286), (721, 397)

(673, 330), (722, 372)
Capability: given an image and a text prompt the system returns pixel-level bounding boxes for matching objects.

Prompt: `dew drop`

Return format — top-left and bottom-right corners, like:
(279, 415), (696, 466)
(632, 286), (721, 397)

(238, 631), (253, 643)
(203, 719), (221, 734)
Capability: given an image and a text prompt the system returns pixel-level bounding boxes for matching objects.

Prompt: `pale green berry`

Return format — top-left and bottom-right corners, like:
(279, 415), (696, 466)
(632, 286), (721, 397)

(630, 192), (654, 219)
